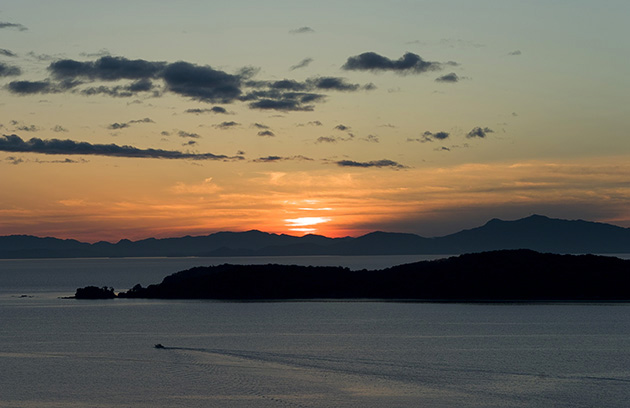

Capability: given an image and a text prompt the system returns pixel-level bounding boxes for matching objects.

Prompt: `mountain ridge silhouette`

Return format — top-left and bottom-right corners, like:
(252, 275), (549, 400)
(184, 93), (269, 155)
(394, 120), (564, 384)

(3, 214), (630, 258)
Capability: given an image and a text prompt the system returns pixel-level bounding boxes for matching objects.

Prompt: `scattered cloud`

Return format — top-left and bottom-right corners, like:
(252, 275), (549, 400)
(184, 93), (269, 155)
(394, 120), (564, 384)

(257, 130), (275, 137)
(107, 123), (129, 130)
(253, 155), (313, 162)
(16, 124), (38, 132)
(7, 55), (374, 112)
(5, 156), (24, 165)
(52, 125), (68, 132)
(316, 136), (339, 144)
(214, 121), (240, 129)
(308, 76), (363, 91)
(408, 130), (450, 143)
(361, 134), (380, 143)
(107, 118), (153, 130)
(290, 27), (315, 34)
(129, 117), (154, 124)
(253, 123), (269, 129)
(334, 124), (350, 131)
(435, 73), (459, 83)
(185, 106), (228, 114)
(290, 57), (313, 71)
(342, 51), (445, 74)
(0, 62), (22, 77)
(466, 127), (494, 138)
(178, 130), (201, 139)
(0, 22), (27, 31)
(509, 50), (522, 56)
(335, 159), (406, 169)
(249, 98), (315, 112)
(0, 48), (17, 57)
(36, 158), (87, 164)
(0, 134), (241, 161)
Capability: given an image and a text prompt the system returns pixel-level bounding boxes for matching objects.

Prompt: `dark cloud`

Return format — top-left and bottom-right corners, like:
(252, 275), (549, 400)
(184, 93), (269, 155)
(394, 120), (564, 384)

(0, 22), (28, 31)
(253, 155), (313, 163)
(509, 50), (522, 56)
(49, 56), (165, 81)
(236, 66), (260, 80)
(52, 125), (68, 132)
(215, 121), (240, 129)
(269, 79), (308, 91)
(45, 57), (242, 103)
(290, 58), (313, 71)
(10, 54), (371, 112)
(253, 123), (269, 129)
(335, 159), (406, 169)
(0, 134), (240, 161)
(182, 140), (197, 146)
(334, 124), (350, 131)
(185, 106), (228, 114)
(342, 52), (443, 74)
(409, 130), (450, 143)
(178, 130), (201, 139)
(7, 80), (55, 94)
(308, 77), (361, 91)
(126, 78), (154, 92)
(435, 73), (459, 83)
(162, 61), (242, 103)
(466, 127), (494, 138)
(242, 76), (367, 111)
(290, 27), (315, 34)
(128, 117), (154, 124)
(0, 48), (17, 57)
(108, 118), (153, 130)
(249, 99), (314, 112)
(257, 130), (275, 137)
(0, 62), (20, 76)
(108, 123), (129, 130)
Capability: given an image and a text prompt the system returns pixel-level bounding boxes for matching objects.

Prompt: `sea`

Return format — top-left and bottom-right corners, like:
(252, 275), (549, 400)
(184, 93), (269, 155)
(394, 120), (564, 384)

(1, 255), (630, 408)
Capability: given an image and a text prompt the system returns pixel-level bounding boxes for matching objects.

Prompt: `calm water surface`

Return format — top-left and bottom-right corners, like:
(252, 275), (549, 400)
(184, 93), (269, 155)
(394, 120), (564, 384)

(1, 256), (629, 407)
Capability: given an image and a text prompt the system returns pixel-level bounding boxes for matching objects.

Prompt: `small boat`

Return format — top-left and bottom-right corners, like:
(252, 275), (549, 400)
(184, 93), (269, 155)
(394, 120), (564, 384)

(154, 343), (165, 349)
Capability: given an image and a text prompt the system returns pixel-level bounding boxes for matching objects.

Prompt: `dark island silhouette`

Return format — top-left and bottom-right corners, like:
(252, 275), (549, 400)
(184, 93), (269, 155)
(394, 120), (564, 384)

(73, 250), (630, 301)
(5, 215), (630, 259)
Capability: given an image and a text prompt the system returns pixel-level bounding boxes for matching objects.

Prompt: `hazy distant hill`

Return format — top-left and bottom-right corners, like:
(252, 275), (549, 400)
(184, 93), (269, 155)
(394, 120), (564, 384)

(2, 215), (630, 258)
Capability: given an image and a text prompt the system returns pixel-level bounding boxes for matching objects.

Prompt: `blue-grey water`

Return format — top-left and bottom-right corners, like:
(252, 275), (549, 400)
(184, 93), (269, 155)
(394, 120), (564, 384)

(1, 256), (630, 407)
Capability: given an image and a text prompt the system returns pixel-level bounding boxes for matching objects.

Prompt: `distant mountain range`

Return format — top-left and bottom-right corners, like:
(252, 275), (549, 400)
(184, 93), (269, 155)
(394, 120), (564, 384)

(2, 215), (630, 259)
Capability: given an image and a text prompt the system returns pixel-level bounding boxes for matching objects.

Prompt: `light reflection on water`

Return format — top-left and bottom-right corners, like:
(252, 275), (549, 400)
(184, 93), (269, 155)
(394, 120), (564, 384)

(1, 257), (630, 407)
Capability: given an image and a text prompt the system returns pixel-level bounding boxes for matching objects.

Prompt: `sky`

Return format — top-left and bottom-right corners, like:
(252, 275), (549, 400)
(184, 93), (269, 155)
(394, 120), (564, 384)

(1, 0), (629, 242)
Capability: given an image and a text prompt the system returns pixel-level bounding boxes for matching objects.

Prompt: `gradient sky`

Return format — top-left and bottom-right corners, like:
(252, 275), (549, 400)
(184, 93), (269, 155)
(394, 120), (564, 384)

(1, 0), (629, 242)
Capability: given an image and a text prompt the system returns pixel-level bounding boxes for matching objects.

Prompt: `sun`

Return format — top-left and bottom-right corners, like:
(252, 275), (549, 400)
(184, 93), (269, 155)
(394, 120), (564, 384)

(284, 216), (332, 234)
